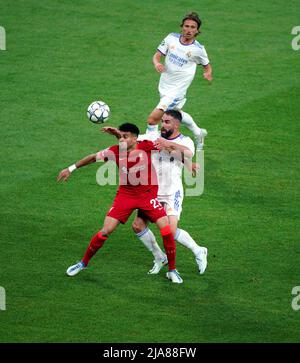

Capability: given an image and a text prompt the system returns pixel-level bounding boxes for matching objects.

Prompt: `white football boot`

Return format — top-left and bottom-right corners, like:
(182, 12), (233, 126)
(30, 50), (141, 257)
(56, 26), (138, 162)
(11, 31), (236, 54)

(166, 269), (183, 284)
(195, 247), (208, 274)
(66, 261), (86, 277)
(196, 128), (208, 150)
(148, 257), (168, 274)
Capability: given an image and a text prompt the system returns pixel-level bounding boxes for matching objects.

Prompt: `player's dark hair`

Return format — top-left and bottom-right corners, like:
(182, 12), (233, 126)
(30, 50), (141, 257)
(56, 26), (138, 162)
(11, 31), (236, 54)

(181, 11), (202, 34)
(118, 123), (140, 137)
(164, 110), (182, 123)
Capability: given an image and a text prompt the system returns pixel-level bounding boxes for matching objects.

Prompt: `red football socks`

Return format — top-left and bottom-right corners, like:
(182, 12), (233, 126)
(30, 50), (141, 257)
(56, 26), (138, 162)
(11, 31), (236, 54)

(82, 231), (108, 266)
(160, 225), (176, 271)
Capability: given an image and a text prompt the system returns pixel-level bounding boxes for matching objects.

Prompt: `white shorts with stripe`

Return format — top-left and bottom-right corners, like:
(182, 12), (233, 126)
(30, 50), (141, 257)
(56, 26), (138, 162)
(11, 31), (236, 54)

(157, 189), (183, 220)
(156, 95), (186, 112)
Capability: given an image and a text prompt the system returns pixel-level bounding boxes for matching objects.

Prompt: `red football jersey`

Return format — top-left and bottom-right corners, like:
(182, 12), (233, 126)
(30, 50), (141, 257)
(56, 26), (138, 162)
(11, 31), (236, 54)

(97, 140), (158, 196)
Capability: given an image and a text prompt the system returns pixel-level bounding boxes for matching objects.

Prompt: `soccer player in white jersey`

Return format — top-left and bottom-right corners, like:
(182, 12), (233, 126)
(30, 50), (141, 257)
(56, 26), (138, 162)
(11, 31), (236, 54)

(147, 12), (213, 150)
(132, 110), (208, 275)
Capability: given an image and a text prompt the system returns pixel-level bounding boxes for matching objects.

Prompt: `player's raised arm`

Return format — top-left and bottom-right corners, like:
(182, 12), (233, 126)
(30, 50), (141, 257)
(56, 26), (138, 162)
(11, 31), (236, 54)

(153, 51), (165, 73)
(57, 153), (97, 182)
(102, 126), (122, 139)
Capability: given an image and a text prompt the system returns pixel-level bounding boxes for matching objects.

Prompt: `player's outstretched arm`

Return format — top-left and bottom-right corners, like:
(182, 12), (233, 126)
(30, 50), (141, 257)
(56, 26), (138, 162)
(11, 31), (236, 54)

(102, 127), (121, 139)
(152, 52), (165, 73)
(203, 64), (213, 82)
(184, 159), (200, 177)
(57, 153), (97, 182)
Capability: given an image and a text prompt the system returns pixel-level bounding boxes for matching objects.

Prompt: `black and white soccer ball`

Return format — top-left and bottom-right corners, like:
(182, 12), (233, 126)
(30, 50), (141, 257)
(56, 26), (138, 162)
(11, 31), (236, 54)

(87, 101), (110, 124)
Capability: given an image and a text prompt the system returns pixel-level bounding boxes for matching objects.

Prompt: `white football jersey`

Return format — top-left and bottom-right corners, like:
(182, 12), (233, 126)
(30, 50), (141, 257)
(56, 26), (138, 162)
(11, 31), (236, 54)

(138, 131), (195, 196)
(157, 33), (209, 98)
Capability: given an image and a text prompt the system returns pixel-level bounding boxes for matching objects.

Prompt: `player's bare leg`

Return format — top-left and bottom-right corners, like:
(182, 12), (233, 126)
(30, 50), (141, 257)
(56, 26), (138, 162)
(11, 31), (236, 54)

(148, 108), (164, 125)
(146, 108), (164, 133)
(132, 216), (167, 274)
(155, 216), (183, 283)
(99, 216), (120, 236)
(66, 216), (119, 277)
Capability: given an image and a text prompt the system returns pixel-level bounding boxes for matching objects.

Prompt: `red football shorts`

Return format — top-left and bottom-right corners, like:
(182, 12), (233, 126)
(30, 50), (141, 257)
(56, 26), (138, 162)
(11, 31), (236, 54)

(107, 190), (166, 224)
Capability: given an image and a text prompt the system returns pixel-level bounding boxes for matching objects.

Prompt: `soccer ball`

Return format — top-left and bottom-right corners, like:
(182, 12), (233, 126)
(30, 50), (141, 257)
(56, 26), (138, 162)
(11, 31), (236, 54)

(87, 101), (110, 124)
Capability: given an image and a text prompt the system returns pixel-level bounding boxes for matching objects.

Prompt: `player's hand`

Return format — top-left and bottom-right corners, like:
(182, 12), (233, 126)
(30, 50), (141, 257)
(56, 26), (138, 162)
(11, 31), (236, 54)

(192, 162), (200, 177)
(102, 127), (121, 139)
(155, 63), (165, 73)
(57, 168), (71, 182)
(203, 72), (213, 82)
(154, 137), (172, 150)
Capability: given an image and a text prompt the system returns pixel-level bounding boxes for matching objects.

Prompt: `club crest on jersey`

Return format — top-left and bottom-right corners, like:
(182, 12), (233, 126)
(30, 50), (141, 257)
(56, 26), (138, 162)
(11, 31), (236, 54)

(186, 51), (192, 58)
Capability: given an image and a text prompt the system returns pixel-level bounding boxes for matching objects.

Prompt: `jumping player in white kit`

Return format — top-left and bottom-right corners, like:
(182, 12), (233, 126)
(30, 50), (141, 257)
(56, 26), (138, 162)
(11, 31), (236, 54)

(147, 12), (213, 150)
(132, 110), (208, 275)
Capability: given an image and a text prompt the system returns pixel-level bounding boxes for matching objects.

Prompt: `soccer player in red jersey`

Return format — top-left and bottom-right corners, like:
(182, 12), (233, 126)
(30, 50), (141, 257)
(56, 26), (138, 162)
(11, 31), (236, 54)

(57, 123), (183, 283)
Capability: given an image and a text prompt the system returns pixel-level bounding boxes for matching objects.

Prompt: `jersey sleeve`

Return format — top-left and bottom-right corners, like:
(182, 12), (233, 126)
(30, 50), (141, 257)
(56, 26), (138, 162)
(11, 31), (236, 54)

(182, 137), (195, 157)
(157, 34), (171, 56)
(96, 145), (117, 162)
(195, 46), (210, 66)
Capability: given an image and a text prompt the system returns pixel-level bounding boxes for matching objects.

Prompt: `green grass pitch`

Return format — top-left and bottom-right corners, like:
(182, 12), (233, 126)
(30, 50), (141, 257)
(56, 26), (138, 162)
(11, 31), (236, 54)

(0, 0), (300, 343)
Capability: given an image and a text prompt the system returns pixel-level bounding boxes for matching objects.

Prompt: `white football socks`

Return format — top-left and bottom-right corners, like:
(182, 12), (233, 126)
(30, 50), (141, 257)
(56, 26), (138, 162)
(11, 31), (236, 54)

(136, 227), (166, 262)
(175, 228), (202, 256)
(180, 111), (202, 137)
(136, 226), (203, 260)
(146, 124), (159, 134)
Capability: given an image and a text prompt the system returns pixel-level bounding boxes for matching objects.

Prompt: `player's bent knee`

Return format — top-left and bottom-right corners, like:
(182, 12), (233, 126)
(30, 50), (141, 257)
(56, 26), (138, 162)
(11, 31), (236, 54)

(156, 215), (169, 226)
(147, 110), (163, 125)
(131, 221), (143, 234)
(147, 116), (157, 125)
(170, 227), (177, 237)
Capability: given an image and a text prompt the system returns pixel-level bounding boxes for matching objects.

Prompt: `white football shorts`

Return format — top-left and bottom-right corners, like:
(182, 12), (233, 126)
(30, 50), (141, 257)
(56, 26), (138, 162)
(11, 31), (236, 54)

(156, 95), (186, 112)
(157, 190), (183, 220)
